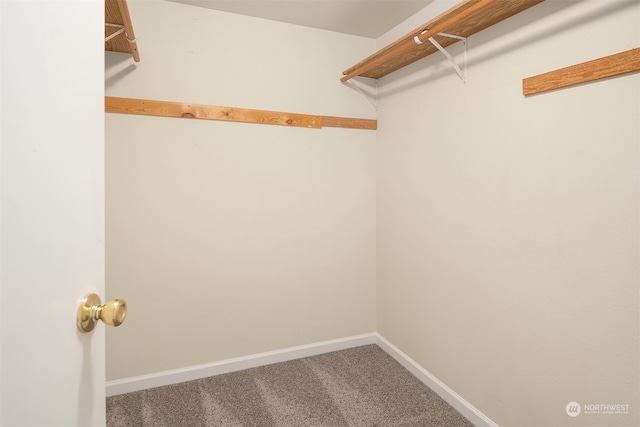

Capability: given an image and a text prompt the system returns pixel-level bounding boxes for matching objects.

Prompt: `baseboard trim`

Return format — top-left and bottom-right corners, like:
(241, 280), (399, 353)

(106, 332), (497, 426)
(374, 333), (498, 427)
(106, 333), (377, 397)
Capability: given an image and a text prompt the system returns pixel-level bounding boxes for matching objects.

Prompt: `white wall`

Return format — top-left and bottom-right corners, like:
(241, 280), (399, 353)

(105, 1), (376, 380)
(106, 1), (639, 425)
(377, 1), (639, 426)
(377, 0), (456, 49)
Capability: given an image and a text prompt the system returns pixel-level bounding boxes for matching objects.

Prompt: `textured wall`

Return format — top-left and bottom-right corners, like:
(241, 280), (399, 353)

(105, 1), (376, 380)
(376, 1), (639, 426)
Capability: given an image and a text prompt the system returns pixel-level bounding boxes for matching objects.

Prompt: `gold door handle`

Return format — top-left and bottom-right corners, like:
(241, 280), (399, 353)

(77, 293), (127, 333)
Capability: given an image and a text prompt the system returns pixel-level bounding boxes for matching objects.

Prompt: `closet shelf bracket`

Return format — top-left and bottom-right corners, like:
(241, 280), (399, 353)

(344, 77), (379, 111)
(105, 23), (125, 43)
(416, 31), (468, 83)
(105, 0), (140, 62)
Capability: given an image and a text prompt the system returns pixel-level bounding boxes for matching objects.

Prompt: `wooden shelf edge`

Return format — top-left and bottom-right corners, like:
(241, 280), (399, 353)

(341, 0), (477, 79)
(105, 96), (377, 131)
(341, 0), (544, 82)
(522, 48), (640, 96)
(341, 0), (488, 82)
(105, 0), (140, 62)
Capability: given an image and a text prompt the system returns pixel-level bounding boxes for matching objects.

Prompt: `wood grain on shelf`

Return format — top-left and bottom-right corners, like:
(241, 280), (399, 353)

(322, 115), (377, 130)
(105, 0), (140, 62)
(522, 48), (640, 96)
(105, 97), (377, 130)
(342, 0), (544, 82)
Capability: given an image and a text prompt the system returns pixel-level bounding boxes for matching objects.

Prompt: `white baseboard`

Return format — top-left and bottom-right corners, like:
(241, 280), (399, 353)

(375, 333), (499, 427)
(106, 332), (497, 427)
(106, 333), (377, 397)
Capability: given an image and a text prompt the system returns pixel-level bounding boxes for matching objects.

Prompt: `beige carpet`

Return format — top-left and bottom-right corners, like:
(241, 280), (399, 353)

(107, 344), (474, 426)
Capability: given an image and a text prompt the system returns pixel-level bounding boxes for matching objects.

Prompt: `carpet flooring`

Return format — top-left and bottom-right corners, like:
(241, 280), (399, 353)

(107, 344), (474, 426)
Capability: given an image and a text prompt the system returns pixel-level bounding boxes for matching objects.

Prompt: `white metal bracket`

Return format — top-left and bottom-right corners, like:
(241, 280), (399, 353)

(344, 77), (378, 111)
(105, 22), (137, 44)
(415, 31), (468, 83)
(105, 23), (125, 42)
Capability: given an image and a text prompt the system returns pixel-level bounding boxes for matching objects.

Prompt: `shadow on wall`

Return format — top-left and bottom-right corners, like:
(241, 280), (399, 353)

(106, 53), (137, 89)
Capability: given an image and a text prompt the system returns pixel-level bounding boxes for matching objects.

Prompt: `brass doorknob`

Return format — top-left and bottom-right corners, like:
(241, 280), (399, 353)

(77, 293), (127, 333)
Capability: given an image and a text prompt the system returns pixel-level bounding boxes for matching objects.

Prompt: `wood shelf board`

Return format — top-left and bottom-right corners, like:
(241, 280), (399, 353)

(105, 0), (127, 54)
(105, 97), (377, 130)
(343, 0), (544, 80)
(105, 0), (139, 61)
(523, 48), (640, 96)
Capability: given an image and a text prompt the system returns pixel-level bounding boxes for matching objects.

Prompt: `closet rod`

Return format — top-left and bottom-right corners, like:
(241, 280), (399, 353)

(115, 0), (139, 62)
(341, 0), (496, 82)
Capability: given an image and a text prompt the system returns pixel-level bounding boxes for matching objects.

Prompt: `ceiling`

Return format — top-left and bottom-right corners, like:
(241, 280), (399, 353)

(166, 0), (434, 38)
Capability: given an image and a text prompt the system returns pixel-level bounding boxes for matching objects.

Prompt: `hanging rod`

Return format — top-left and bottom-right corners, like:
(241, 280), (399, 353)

(341, 0), (496, 82)
(340, 0), (544, 82)
(105, 0), (140, 62)
(115, 0), (139, 61)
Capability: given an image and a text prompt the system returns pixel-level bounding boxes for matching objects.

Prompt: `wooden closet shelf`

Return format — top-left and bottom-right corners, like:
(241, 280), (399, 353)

(341, 0), (544, 82)
(105, 0), (140, 62)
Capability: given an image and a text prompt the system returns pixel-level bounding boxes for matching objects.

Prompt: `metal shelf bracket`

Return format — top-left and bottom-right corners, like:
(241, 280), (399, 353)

(415, 31), (468, 83)
(105, 23), (126, 42)
(344, 77), (378, 111)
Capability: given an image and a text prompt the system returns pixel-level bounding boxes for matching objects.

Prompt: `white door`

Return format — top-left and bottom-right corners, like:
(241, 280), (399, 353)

(1, 1), (106, 426)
